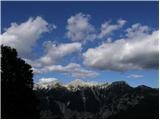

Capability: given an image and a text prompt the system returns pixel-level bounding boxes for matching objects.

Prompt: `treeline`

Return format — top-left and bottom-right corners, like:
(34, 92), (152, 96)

(1, 46), (39, 118)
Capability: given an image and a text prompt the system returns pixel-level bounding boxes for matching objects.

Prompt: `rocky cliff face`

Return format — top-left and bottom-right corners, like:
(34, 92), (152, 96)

(35, 81), (159, 119)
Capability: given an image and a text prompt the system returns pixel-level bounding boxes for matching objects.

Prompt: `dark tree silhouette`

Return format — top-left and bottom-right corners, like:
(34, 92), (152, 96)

(1, 46), (39, 118)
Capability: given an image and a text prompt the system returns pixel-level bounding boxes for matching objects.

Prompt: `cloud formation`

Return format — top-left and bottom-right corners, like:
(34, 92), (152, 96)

(38, 77), (59, 84)
(33, 63), (98, 78)
(98, 19), (126, 39)
(0, 16), (53, 57)
(127, 74), (144, 78)
(2, 14), (158, 80)
(30, 41), (82, 66)
(66, 13), (96, 42)
(23, 41), (82, 68)
(125, 23), (150, 38)
(83, 24), (158, 71)
(66, 13), (126, 43)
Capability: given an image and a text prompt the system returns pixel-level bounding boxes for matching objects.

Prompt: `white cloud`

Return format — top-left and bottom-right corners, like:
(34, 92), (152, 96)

(83, 24), (158, 71)
(66, 13), (127, 43)
(98, 19), (126, 39)
(0, 16), (54, 57)
(66, 13), (96, 42)
(38, 77), (59, 84)
(24, 41), (82, 67)
(23, 58), (42, 67)
(33, 63), (98, 78)
(37, 41), (82, 65)
(127, 74), (144, 78)
(23, 42), (88, 78)
(125, 23), (150, 38)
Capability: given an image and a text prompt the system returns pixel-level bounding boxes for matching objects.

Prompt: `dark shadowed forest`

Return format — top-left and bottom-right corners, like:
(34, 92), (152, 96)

(1, 46), (159, 119)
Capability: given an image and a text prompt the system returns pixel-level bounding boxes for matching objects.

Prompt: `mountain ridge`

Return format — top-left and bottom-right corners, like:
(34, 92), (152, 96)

(34, 79), (157, 90)
(35, 80), (159, 118)
(34, 79), (110, 90)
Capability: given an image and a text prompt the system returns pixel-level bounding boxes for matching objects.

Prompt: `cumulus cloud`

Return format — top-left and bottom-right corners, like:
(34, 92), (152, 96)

(38, 41), (82, 65)
(125, 23), (150, 38)
(66, 13), (96, 42)
(83, 23), (158, 71)
(23, 41), (91, 78)
(127, 74), (144, 78)
(98, 19), (126, 39)
(65, 13), (127, 43)
(24, 41), (82, 67)
(0, 16), (54, 57)
(33, 63), (98, 78)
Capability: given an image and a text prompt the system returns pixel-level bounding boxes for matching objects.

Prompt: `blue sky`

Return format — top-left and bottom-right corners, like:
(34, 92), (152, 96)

(1, 1), (159, 87)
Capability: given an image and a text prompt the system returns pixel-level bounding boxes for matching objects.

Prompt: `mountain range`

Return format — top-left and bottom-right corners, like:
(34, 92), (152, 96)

(34, 79), (109, 89)
(34, 80), (159, 119)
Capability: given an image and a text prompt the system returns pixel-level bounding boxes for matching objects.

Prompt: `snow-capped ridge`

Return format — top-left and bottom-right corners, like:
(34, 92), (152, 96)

(34, 79), (109, 89)
(34, 79), (62, 89)
(66, 79), (100, 87)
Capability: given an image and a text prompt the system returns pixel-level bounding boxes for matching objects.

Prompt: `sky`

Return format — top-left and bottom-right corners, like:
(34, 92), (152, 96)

(1, 1), (159, 87)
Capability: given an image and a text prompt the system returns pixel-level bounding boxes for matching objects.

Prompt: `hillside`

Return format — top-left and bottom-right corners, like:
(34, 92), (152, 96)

(35, 80), (159, 119)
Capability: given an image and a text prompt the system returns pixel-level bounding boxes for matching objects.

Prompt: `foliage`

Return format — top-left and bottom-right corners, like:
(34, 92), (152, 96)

(1, 46), (39, 118)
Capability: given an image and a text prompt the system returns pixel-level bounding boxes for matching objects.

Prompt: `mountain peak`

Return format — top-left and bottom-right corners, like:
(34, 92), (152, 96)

(34, 79), (62, 89)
